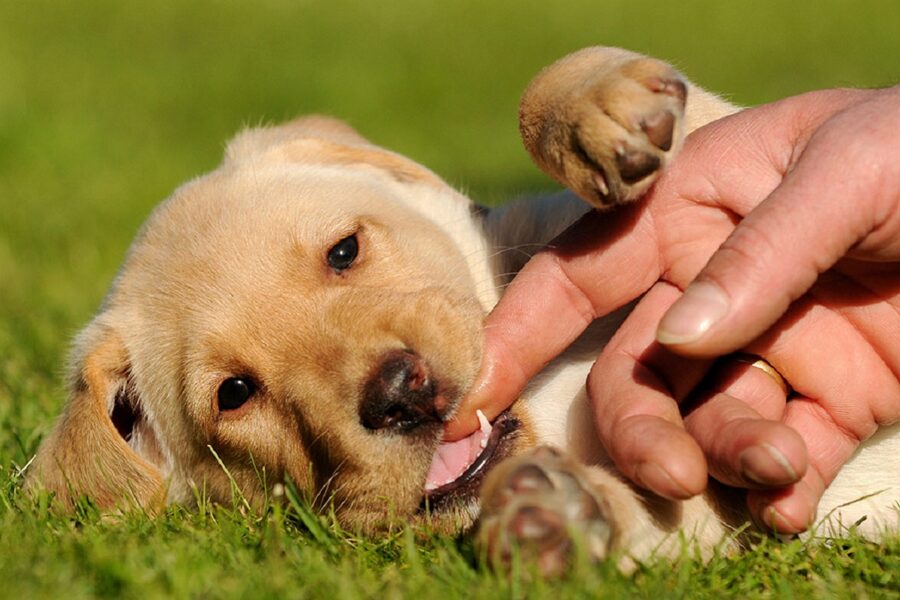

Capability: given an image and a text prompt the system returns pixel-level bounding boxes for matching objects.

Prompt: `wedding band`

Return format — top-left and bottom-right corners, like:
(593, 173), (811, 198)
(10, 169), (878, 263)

(731, 353), (791, 396)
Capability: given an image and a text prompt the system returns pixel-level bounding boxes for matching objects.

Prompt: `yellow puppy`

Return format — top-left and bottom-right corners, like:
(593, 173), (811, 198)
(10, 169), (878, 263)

(27, 47), (899, 575)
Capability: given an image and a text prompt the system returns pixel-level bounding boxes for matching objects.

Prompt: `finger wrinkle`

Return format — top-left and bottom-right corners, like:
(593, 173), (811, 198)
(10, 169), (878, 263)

(610, 361), (682, 423)
(791, 397), (871, 458)
(617, 347), (678, 400)
(657, 203), (737, 285)
(809, 272), (900, 425)
(642, 201), (666, 284)
(589, 357), (682, 448)
(545, 252), (601, 329)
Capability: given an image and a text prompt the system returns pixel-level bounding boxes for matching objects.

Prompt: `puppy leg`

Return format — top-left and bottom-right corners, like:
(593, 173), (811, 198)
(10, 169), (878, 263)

(520, 46), (737, 209)
(476, 446), (636, 576)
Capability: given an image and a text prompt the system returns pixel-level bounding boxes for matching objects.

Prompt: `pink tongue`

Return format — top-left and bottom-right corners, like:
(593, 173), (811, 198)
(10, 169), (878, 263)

(425, 414), (492, 491)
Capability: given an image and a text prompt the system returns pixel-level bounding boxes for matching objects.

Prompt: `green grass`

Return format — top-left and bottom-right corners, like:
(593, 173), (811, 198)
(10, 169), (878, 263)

(2, 484), (899, 599)
(1, 0), (898, 597)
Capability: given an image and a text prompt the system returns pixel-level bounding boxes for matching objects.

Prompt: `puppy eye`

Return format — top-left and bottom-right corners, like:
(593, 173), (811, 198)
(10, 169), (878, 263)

(327, 234), (358, 272)
(217, 377), (256, 411)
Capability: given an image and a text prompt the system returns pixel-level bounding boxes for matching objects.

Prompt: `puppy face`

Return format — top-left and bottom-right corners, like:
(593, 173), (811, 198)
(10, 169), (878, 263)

(27, 118), (527, 532)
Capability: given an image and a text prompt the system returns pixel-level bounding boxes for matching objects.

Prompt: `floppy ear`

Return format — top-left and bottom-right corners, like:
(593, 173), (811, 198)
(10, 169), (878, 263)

(224, 115), (445, 187)
(25, 320), (165, 512)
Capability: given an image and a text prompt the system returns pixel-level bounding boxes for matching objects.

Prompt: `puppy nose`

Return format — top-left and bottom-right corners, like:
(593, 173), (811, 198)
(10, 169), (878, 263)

(360, 350), (443, 432)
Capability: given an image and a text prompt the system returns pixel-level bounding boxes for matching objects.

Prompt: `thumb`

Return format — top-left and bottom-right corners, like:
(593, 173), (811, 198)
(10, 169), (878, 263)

(656, 87), (900, 356)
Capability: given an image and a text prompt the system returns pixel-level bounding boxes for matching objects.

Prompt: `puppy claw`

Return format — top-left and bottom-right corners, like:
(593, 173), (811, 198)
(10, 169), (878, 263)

(615, 148), (661, 183)
(592, 171), (610, 197)
(645, 76), (688, 105)
(510, 505), (567, 543)
(641, 110), (676, 151)
(508, 463), (555, 494)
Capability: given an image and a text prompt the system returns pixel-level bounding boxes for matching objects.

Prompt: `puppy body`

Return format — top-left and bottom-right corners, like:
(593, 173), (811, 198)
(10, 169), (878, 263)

(27, 47), (899, 565)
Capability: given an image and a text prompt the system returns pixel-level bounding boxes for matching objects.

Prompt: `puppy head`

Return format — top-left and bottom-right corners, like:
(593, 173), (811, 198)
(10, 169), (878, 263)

(27, 117), (522, 531)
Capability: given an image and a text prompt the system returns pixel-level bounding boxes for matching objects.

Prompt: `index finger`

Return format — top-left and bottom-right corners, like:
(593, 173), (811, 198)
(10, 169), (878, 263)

(444, 205), (662, 440)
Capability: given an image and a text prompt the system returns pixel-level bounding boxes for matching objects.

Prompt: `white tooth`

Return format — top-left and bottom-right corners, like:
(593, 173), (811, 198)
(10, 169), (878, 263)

(425, 482), (437, 491)
(476, 409), (492, 436)
(480, 438), (488, 449)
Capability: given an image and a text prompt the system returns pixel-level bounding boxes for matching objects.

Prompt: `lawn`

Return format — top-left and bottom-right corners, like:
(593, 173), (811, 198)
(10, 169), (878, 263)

(1, 0), (899, 597)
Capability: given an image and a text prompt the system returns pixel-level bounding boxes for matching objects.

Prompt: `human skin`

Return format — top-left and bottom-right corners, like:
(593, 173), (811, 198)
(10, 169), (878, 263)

(447, 84), (900, 533)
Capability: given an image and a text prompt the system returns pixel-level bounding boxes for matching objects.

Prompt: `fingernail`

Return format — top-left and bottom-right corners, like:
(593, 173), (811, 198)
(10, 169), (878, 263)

(750, 487), (817, 534)
(657, 281), (730, 345)
(758, 504), (794, 533)
(756, 501), (815, 534)
(634, 462), (692, 500)
(739, 444), (798, 486)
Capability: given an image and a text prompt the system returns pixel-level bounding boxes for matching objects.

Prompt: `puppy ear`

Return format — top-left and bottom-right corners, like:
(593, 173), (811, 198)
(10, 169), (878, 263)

(225, 115), (445, 187)
(225, 115), (373, 159)
(25, 320), (165, 511)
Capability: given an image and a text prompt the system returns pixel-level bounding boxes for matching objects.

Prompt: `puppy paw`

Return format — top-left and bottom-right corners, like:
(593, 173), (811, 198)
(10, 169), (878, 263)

(520, 50), (687, 209)
(476, 446), (617, 577)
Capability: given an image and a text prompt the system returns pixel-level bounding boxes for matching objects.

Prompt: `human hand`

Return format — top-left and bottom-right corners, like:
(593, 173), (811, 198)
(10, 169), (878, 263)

(446, 84), (900, 532)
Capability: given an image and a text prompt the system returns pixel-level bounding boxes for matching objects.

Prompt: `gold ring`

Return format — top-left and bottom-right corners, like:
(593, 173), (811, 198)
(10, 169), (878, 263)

(731, 353), (791, 396)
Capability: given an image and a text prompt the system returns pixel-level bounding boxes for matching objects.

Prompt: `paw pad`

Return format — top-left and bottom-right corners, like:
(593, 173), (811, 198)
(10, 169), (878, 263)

(476, 446), (616, 577)
(520, 54), (688, 209)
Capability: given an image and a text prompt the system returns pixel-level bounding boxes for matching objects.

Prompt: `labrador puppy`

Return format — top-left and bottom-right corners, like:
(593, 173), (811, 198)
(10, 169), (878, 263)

(26, 47), (900, 574)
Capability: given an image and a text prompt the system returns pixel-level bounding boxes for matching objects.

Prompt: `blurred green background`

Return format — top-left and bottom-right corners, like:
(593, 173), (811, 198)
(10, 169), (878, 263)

(1, 0), (898, 463)
(0, 3), (898, 596)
